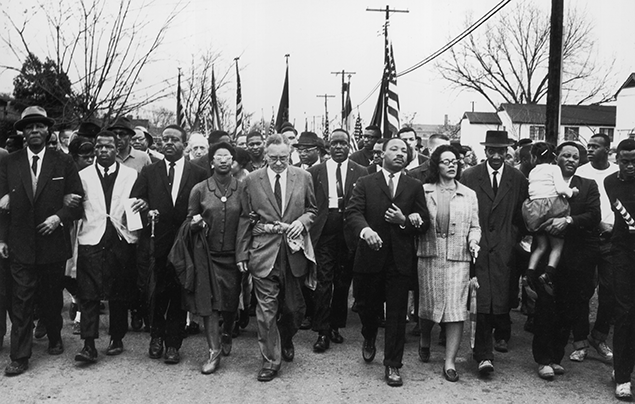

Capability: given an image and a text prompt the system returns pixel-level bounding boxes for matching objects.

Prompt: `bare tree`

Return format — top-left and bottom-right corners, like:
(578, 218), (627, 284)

(436, 1), (615, 110)
(148, 106), (175, 132)
(1, 0), (183, 126)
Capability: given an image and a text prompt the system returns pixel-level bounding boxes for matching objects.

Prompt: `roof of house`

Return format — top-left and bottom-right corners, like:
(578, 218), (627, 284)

(615, 73), (635, 98)
(462, 112), (502, 125)
(499, 103), (616, 127)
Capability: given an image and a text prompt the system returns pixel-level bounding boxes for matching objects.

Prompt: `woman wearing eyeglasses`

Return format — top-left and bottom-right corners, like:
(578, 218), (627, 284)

(409, 144), (481, 382)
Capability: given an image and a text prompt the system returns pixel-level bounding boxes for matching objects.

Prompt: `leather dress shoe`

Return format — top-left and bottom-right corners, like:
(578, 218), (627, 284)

(362, 337), (376, 363)
(299, 317), (312, 330)
(282, 341), (295, 362)
(313, 334), (330, 353)
(418, 344), (431, 363)
(75, 345), (98, 363)
(221, 333), (232, 356)
(34, 320), (47, 339)
(257, 368), (278, 382)
(478, 359), (494, 375)
(201, 350), (221, 374)
(148, 337), (164, 359)
(443, 366), (459, 382)
(106, 339), (124, 356)
(48, 340), (64, 355)
(329, 328), (344, 344)
(494, 339), (508, 353)
(164, 347), (180, 364)
(385, 366), (403, 387)
(5, 359), (28, 376)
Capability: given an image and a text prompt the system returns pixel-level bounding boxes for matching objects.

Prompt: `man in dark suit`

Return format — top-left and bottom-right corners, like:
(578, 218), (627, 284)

(296, 132), (321, 170)
(346, 137), (429, 386)
(0, 106), (83, 375)
(349, 125), (381, 167)
(131, 124), (207, 365)
(460, 130), (528, 375)
(236, 134), (317, 382)
(307, 129), (368, 353)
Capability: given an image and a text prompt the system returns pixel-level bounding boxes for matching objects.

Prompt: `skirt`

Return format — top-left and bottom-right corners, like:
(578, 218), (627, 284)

(209, 254), (241, 313)
(522, 196), (570, 232)
(418, 236), (470, 323)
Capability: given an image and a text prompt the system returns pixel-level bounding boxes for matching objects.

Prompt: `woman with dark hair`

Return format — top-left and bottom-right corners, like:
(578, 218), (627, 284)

(409, 144), (481, 382)
(184, 141), (243, 374)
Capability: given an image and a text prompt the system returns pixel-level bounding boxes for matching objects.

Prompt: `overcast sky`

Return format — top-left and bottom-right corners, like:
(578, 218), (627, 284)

(1, 0), (634, 129)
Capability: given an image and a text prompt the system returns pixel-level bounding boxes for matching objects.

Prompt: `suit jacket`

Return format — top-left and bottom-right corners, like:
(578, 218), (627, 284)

(406, 160), (431, 183)
(130, 159), (208, 256)
(191, 153), (212, 178)
(236, 166), (317, 279)
(346, 171), (429, 275)
(416, 182), (481, 261)
(561, 175), (600, 258)
(307, 160), (368, 249)
(460, 162), (528, 314)
(0, 148), (83, 265)
(349, 149), (373, 167)
(77, 163), (139, 246)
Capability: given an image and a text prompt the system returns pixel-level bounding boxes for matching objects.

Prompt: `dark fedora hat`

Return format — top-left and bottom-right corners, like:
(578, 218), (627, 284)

(481, 130), (514, 147)
(76, 121), (101, 138)
(107, 116), (135, 136)
(296, 131), (319, 147)
(14, 106), (55, 131)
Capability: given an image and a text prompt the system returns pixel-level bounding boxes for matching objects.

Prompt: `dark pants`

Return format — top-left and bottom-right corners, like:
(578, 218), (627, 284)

(312, 210), (353, 333)
(9, 261), (65, 361)
(593, 239), (614, 341)
(354, 254), (410, 368)
(612, 248), (635, 384)
(81, 300), (129, 341)
(0, 258), (9, 341)
(150, 257), (186, 349)
(252, 244), (306, 370)
(473, 313), (511, 362)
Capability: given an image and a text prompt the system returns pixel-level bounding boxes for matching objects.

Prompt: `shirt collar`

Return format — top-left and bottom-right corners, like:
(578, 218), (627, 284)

(486, 161), (504, 177)
(166, 156), (185, 168)
(326, 158), (348, 169)
(267, 166), (288, 179)
(27, 147), (46, 161)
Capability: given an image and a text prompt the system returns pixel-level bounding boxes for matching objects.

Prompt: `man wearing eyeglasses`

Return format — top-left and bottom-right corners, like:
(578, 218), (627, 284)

(295, 132), (321, 170)
(350, 125), (382, 167)
(109, 117), (151, 173)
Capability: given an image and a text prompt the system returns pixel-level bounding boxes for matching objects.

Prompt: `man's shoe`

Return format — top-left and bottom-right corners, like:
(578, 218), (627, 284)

(494, 339), (508, 353)
(221, 333), (232, 356)
(616, 382), (633, 400)
(201, 350), (221, 374)
(131, 312), (143, 332)
(362, 337), (376, 363)
(299, 317), (312, 330)
(478, 360), (494, 375)
(329, 328), (344, 344)
(106, 339), (124, 356)
(313, 334), (330, 353)
(257, 368), (277, 382)
(148, 337), (164, 359)
(164, 347), (180, 364)
(238, 310), (250, 329)
(48, 340), (64, 355)
(34, 320), (47, 339)
(185, 321), (200, 335)
(75, 345), (98, 363)
(5, 360), (28, 376)
(538, 364), (555, 380)
(282, 341), (295, 362)
(569, 348), (587, 362)
(550, 363), (565, 375)
(588, 336), (613, 361)
(385, 366), (403, 387)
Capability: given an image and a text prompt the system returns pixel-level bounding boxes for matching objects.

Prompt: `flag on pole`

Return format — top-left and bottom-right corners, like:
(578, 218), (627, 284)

(351, 112), (361, 153)
(275, 58), (290, 132)
(268, 112), (276, 136)
(177, 69), (186, 128)
(235, 59), (243, 140)
(210, 66), (222, 130)
(371, 22), (400, 138)
(323, 111), (330, 140)
(344, 81), (353, 132)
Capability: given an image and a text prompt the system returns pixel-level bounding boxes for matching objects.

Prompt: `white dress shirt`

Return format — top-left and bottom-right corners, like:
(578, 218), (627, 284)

(326, 158), (348, 209)
(267, 167), (288, 214)
(381, 168), (402, 198)
(165, 157), (185, 205)
(486, 162), (505, 189)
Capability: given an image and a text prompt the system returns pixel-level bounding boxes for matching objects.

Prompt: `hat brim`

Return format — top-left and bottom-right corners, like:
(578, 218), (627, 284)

(107, 126), (135, 136)
(296, 142), (318, 147)
(14, 116), (55, 132)
(480, 141), (514, 147)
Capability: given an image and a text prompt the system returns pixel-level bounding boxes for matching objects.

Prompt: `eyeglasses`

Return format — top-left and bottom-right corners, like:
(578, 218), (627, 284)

(112, 130), (130, 138)
(440, 159), (458, 166)
(268, 156), (289, 163)
(213, 154), (233, 161)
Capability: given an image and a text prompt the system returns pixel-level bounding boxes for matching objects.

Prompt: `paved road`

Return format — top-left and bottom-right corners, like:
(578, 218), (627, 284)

(0, 300), (617, 404)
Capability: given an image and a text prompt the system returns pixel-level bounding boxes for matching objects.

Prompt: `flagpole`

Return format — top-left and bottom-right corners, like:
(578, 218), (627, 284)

(234, 57), (243, 141)
(331, 70), (356, 127)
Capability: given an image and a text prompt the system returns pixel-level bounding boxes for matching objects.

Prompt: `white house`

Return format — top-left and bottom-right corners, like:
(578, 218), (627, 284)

(615, 73), (635, 143)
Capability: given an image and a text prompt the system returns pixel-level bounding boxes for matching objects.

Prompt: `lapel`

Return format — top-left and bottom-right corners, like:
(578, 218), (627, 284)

(177, 161), (191, 201)
(344, 162), (357, 197)
(393, 171), (407, 201)
(206, 176), (238, 200)
(423, 183), (438, 220)
(91, 165), (107, 213)
(492, 165), (513, 209)
(284, 167), (297, 215)
(159, 160), (171, 200)
(318, 164), (329, 201)
(34, 150), (55, 202)
(477, 163), (496, 202)
(258, 169), (281, 217)
(18, 150), (34, 204)
(374, 171), (392, 201)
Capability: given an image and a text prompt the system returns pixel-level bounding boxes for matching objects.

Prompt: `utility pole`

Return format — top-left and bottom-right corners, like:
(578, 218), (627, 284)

(331, 70), (356, 127)
(316, 94), (335, 139)
(545, 0), (564, 146)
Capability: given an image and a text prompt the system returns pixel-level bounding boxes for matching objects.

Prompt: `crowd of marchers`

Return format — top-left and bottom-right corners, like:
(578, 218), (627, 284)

(1, 105), (635, 402)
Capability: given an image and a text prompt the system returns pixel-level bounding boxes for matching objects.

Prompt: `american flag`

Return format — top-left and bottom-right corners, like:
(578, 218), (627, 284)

(268, 112), (276, 136)
(235, 59), (243, 140)
(176, 69), (186, 128)
(351, 113), (361, 153)
(371, 22), (400, 138)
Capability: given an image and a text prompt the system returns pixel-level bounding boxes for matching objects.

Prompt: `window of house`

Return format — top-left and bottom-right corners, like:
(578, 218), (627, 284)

(530, 125), (545, 141)
(564, 127), (579, 141)
(599, 127), (614, 142)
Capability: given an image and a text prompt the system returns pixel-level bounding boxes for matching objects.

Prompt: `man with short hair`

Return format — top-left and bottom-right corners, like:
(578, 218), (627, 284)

(398, 127), (427, 171)
(408, 133), (450, 182)
(280, 122), (300, 165)
(245, 131), (267, 172)
(130, 124), (207, 365)
(350, 125), (381, 167)
(296, 132), (321, 170)
(235, 134), (247, 149)
(236, 133), (317, 382)
(0, 106), (83, 375)
(109, 117), (151, 173)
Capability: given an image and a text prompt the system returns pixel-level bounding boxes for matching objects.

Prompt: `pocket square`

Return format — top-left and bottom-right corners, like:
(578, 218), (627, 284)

(52, 177), (64, 180)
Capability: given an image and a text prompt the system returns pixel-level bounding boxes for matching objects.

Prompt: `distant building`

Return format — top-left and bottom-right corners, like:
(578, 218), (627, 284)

(615, 73), (635, 143)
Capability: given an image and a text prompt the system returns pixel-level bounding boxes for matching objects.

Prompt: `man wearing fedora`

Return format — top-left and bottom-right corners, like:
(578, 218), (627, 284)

(0, 106), (84, 375)
(109, 116), (151, 173)
(460, 130), (528, 376)
(132, 126), (164, 163)
(76, 121), (101, 141)
(296, 132), (321, 170)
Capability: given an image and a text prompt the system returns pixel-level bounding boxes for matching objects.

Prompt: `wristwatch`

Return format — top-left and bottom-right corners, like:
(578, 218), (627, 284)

(565, 216), (573, 225)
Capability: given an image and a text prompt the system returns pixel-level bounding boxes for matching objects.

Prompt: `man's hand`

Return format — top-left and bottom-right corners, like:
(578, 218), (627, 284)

(237, 261), (248, 273)
(286, 220), (304, 239)
(190, 214), (206, 231)
(362, 229), (383, 251)
(544, 217), (568, 237)
(63, 193), (82, 208)
(0, 242), (8, 259)
(408, 213), (423, 228)
(131, 198), (148, 213)
(36, 215), (61, 236)
(385, 203), (406, 225)
(0, 194), (9, 210)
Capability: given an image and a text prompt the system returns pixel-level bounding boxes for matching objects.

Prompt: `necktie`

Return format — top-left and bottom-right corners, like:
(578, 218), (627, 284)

(336, 163), (344, 209)
(492, 171), (499, 195)
(388, 173), (395, 199)
(31, 155), (39, 176)
(168, 162), (175, 189)
(104, 165), (109, 178)
(274, 174), (282, 211)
